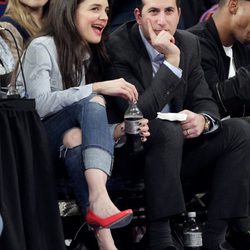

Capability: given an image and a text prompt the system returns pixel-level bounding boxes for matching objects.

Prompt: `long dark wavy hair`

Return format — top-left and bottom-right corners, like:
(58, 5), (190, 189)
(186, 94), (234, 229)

(39, 0), (110, 89)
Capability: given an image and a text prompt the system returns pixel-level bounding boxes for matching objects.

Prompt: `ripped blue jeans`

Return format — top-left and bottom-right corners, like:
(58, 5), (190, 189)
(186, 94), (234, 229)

(43, 95), (114, 215)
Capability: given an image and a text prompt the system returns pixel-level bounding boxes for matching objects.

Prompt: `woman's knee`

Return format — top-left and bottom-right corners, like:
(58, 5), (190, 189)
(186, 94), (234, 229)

(90, 95), (106, 107)
(63, 128), (82, 148)
(81, 95), (107, 116)
(75, 95), (106, 112)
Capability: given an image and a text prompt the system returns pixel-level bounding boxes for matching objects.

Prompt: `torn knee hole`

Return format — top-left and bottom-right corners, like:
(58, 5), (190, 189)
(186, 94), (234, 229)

(63, 128), (82, 148)
(90, 95), (106, 107)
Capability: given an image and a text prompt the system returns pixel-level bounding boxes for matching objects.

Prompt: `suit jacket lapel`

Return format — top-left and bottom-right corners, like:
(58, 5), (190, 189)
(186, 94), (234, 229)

(131, 24), (153, 89)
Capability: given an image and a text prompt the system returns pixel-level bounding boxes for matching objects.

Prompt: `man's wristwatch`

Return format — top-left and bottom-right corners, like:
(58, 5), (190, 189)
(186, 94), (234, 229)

(203, 115), (211, 133)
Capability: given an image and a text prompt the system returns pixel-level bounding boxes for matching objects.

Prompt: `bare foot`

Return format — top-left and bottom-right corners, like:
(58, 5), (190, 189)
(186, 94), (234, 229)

(95, 228), (118, 250)
(85, 168), (121, 219)
(89, 191), (120, 219)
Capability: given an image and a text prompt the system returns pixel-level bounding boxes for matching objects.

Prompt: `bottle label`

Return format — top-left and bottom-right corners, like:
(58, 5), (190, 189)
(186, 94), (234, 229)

(125, 119), (140, 134)
(183, 232), (202, 247)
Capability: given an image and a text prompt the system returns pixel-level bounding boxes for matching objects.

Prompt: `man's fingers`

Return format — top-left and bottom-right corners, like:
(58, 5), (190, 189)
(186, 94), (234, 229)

(147, 19), (156, 41)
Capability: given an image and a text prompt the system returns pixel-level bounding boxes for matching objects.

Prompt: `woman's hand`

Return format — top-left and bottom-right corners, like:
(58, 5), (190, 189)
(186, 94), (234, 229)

(114, 118), (150, 143)
(92, 78), (138, 102)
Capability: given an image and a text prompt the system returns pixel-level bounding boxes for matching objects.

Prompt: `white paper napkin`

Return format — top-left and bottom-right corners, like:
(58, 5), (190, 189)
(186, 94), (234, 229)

(157, 112), (187, 121)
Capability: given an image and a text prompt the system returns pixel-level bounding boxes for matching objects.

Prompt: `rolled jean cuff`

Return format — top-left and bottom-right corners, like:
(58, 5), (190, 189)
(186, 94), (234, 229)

(83, 147), (113, 176)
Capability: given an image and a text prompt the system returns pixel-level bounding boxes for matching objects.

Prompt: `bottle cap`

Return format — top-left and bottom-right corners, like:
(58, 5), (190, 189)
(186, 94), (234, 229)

(187, 212), (196, 217)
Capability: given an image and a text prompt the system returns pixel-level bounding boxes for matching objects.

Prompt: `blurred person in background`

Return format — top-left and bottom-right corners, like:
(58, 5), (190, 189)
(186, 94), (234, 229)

(109, 0), (136, 32)
(0, 35), (14, 89)
(0, 0), (49, 63)
(199, 3), (219, 22)
(0, 0), (7, 17)
(178, 0), (218, 29)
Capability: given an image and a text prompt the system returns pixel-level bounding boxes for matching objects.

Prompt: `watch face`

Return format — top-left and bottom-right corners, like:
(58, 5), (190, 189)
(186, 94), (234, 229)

(204, 116), (211, 132)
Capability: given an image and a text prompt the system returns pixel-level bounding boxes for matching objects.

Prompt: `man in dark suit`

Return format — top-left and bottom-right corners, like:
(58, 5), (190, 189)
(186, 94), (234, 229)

(105, 0), (250, 249)
(188, 0), (250, 119)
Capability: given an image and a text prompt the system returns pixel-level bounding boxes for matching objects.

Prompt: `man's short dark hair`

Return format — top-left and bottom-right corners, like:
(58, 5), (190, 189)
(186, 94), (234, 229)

(136, 0), (181, 11)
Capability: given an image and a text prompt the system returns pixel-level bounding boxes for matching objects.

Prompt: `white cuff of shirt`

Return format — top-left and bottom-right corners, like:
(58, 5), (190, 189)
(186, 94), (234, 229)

(163, 60), (182, 78)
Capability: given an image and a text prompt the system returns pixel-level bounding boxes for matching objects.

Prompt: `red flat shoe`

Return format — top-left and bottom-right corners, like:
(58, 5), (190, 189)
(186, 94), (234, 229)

(86, 209), (133, 229)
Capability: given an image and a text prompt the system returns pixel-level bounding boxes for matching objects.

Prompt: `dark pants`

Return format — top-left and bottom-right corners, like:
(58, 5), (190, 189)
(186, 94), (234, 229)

(117, 117), (250, 222)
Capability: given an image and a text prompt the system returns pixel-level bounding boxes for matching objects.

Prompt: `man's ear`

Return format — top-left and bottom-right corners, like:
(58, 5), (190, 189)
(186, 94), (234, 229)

(134, 8), (142, 24)
(228, 0), (239, 15)
(178, 8), (181, 20)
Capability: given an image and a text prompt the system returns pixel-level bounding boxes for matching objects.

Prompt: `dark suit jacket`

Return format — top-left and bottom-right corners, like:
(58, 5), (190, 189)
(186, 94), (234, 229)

(188, 17), (250, 118)
(105, 21), (220, 123)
